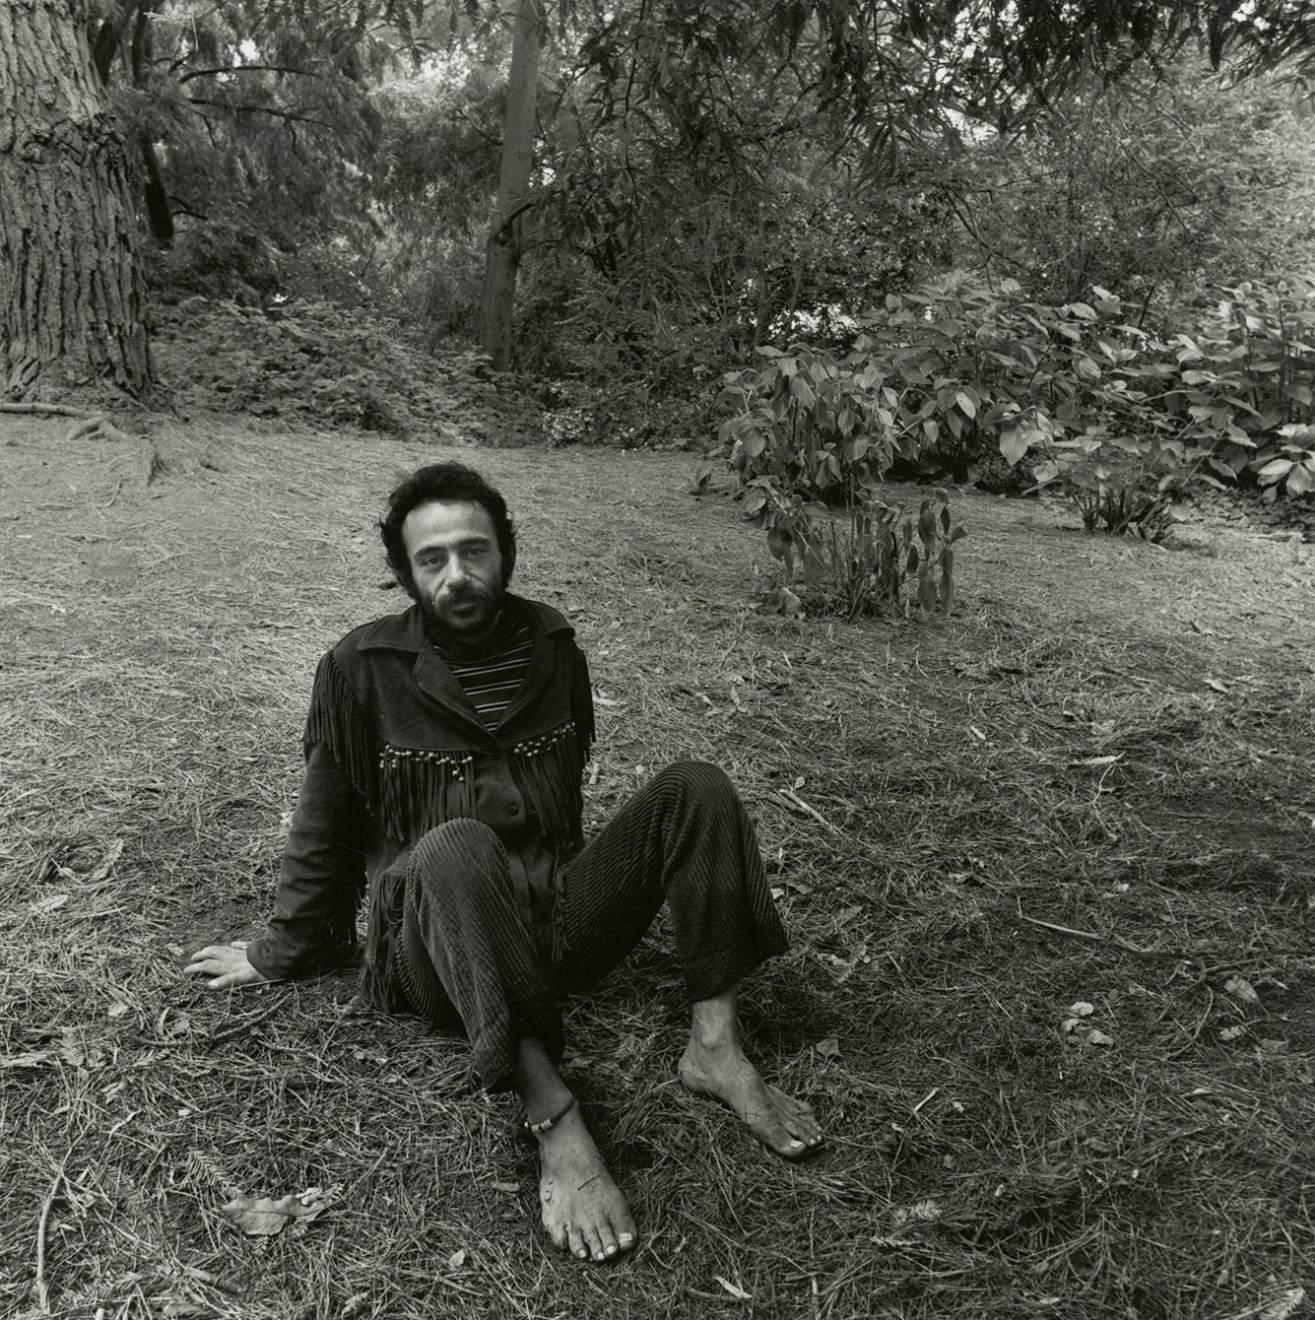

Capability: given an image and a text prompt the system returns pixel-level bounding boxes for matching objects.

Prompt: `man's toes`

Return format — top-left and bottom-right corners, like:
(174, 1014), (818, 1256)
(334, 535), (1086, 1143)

(566, 1225), (590, 1260)
(789, 1113), (823, 1145)
(583, 1224), (609, 1263)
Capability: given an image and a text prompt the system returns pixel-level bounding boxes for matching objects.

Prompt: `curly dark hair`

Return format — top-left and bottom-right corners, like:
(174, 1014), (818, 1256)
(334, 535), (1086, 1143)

(378, 463), (517, 598)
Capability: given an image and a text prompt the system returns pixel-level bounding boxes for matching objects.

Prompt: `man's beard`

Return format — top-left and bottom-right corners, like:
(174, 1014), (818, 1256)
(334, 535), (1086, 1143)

(420, 579), (505, 645)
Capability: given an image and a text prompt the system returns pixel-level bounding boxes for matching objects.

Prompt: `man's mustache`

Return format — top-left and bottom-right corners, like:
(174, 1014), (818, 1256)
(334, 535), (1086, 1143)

(432, 583), (492, 607)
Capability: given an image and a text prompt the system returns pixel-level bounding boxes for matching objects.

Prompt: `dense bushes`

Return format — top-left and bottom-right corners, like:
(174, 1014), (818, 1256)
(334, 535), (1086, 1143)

(720, 272), (1315, 554)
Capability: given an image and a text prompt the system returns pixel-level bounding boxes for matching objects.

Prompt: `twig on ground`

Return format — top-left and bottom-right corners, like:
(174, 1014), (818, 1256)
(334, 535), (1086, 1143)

(911, 1087), (939, 1116)
(0, 402), (98, 420)
(66, 416), (137, 445)
(778, 788), (840, 832)
(34, 1157), (67, 1313)
(206, 992), (289, 1046)
(1017, 907), (1210, 975)
(0, 402), (138, 444)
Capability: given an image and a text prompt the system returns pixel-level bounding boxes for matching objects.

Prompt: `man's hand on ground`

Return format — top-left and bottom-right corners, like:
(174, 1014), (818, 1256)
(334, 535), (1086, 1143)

(185, 940), (269, 990)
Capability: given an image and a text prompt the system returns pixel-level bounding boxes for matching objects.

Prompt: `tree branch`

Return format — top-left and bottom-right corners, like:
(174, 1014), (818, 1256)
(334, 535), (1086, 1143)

(186, 99), (335, 130)
(179, 64), (319, 84)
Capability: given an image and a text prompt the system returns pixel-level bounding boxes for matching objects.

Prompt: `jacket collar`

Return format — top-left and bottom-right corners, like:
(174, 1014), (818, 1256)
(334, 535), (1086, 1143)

(356, 594), (575, 743)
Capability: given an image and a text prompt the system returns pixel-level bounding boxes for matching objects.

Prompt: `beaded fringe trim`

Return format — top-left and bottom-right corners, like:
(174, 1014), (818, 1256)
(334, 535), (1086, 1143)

(379, 744), (479, 841)
(375, 720), (585, 846)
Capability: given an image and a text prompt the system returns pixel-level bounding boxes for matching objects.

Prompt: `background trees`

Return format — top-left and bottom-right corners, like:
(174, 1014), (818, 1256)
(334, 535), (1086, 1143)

(0, 1), (151, 396)
(2, 0), (1312, 412)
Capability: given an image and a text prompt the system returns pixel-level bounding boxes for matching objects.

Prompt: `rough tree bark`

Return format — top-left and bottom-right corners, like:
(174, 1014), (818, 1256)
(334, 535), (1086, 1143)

(0, 0), (153, 397)
(479, 0), (544, 372)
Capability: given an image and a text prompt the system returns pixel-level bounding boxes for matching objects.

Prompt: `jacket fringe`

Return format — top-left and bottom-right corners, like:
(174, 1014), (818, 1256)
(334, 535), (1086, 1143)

(359, 866), (403, 1010)
(304, 652), (377, 808)
(378, 745), (479, 842)
(508, 722), (585, 851)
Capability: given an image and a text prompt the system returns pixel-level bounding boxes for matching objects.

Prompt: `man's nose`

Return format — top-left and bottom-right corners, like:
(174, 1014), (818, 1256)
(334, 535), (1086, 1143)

(446, 555), (469, 585)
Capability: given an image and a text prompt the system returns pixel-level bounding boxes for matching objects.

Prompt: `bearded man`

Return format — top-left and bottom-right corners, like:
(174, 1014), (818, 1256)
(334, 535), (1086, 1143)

(186, 462), (822, 1263)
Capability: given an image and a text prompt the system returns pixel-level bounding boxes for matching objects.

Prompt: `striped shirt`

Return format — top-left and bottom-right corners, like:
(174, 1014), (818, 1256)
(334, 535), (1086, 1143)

(438, 616), (534, 730)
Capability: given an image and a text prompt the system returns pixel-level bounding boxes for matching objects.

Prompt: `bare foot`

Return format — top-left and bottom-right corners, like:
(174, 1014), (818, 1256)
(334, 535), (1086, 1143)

(536, 1103), (637, 1263)
(679, 1038), (823, 1160)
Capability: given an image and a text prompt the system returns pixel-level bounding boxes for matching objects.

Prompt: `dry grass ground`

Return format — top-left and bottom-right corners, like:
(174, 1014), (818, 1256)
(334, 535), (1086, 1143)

(2, 412), (1313, 1320)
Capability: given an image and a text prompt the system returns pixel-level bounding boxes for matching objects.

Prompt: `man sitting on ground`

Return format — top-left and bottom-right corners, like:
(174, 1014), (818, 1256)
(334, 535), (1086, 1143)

(186, 462), (822, 1263)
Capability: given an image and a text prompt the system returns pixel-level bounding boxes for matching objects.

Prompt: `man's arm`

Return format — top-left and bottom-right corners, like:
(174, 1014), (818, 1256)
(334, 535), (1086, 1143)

(187, 742), (371, 990)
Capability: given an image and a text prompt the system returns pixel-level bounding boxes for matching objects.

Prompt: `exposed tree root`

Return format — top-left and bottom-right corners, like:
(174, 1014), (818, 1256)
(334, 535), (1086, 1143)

(0, 402), (137, 446)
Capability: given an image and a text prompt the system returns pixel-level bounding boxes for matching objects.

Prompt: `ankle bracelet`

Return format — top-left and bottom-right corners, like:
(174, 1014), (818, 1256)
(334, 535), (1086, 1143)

(525, 1094), (577, 1135)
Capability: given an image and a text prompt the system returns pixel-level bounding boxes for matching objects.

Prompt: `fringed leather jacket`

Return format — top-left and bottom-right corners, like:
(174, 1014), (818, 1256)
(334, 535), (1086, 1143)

(246, 595), (594, 995)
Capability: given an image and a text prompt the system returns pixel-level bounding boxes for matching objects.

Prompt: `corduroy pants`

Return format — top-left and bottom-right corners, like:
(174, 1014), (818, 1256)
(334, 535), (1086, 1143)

(384, 760), (788, 1090)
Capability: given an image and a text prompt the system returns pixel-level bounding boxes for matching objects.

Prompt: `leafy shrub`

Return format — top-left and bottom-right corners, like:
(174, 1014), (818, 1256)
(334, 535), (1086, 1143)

(1159, 278), (1315, 501)
(755, 487), (965, 622)
(1004, 277), (1315, 525)
(719, 271), (1315, 563)
(720, 345), (903, 501)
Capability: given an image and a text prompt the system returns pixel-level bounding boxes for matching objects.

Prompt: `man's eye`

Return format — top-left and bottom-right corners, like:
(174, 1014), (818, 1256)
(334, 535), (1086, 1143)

(467, 546), (487, 558)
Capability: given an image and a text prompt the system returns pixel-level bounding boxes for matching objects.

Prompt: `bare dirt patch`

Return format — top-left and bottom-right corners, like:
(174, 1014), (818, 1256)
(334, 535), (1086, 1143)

(2, 415), (1313, 1320)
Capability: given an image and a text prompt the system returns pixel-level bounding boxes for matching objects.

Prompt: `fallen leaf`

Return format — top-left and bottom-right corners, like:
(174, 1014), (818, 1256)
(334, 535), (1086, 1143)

(814, 1036), (841, 1058)
(1204, 677), (1229, 694)
(1, 1050), (56, 1069)
(893, 1199), (942, 1226)
(221, 1186), (336, 1236)
(157, 1008), (192, 1039)
(1224, 974), (1259, 1004)
(1068, 1002), (1096, 1018)
(85, 839), (125, 885)
(60, 1028), (105, 1070)
(1086, 1028), (1115, 1047)
(108, 1002), (131, 1019)
(715, 1276), (752, 1301)
(969, 726), (987, 741)
(160, 1300), (208, 1318)
(490, 1181), (520, 1194)
(817, 952), (855, 985)
(341, 1292), (370, 1319)
(1219, 1024), (1246, 1042)
(1067, 755), (1122, 768)
(446, 1248), (467, 1270)
(29, 893), (70, 915)
(1258, 1285), (1307, 1320)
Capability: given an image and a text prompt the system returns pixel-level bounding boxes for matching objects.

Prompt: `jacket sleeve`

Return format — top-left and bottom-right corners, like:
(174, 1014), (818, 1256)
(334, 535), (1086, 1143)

(246, 742), (372, 980)
(570, 643), (596, 756)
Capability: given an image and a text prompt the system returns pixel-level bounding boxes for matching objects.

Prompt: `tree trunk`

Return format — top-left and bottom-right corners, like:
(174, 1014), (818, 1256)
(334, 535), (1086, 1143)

(479, 0), (544, 371)
(0, 1), (153, 398)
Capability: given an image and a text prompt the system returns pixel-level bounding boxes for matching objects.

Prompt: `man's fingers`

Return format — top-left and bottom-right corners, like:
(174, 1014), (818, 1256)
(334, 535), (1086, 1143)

(183, 943), (264, 988)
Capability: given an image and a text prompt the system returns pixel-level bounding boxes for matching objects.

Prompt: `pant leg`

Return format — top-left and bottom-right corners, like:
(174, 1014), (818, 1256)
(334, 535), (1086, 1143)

(387, 818), (563, 1091)
(555, 760), (789, 1000)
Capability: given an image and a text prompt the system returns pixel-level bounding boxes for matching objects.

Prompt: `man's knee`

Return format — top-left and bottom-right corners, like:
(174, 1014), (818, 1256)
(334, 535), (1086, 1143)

(407, 817), (509, 893)
(652, 759), (741, 810)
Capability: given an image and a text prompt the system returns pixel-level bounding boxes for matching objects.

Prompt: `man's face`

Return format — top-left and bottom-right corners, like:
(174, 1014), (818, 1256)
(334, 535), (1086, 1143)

(401, 499), (506, 638)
